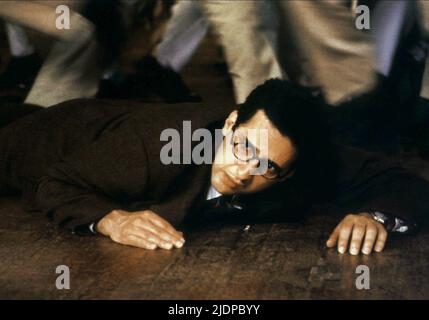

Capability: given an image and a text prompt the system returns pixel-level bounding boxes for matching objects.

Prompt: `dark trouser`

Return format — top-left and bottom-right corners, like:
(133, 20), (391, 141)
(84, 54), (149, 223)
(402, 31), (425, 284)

(0, 104), (42, 129)
(0, 103), (42, 195)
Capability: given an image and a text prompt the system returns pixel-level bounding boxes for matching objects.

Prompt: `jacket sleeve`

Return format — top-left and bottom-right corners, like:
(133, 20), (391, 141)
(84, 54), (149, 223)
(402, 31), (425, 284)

(34, 119), (150, 233)
(333, 145), (429, 229)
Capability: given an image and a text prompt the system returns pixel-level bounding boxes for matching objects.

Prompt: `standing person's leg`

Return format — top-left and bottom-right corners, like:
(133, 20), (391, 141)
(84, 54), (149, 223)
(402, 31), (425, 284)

(156, 0), (208, 72)
(0, 1), (103, 107)
(0, 1), (85, 39)
(24, 14), (102, 107)
(276, 0), (375, 105)
(25, 0), (103, 107)
(0, 23), (42, 90)
(5, 23), (34, 57)
(371, 0), (418, 147)
(412, 0), (429, 157)
(419, 0), (429, 100)
(373, 0), (415, 77)
(202, 0), (283, 103)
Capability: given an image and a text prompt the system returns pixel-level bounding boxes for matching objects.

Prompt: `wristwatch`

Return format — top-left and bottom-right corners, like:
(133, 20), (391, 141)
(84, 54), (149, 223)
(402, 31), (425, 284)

(369, 211), (396, 232)
(369, 211), (416, 234)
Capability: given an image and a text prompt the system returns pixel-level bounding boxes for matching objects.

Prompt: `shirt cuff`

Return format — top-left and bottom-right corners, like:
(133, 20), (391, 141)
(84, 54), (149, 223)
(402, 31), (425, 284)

(89, 222), (97, 234)
(72, 221), (99, 236)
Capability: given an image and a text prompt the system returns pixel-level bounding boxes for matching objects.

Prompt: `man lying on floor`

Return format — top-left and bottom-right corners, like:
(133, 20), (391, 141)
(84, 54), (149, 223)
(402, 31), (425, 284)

(0, 79), (428, 255)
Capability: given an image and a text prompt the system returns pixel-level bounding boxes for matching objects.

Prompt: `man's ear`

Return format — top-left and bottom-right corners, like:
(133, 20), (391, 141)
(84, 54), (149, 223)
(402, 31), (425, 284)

(222, 110), (238, 136)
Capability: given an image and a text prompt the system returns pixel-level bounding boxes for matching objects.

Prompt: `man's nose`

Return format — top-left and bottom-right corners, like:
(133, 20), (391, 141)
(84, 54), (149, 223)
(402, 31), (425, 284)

(236, 159), (259, 179)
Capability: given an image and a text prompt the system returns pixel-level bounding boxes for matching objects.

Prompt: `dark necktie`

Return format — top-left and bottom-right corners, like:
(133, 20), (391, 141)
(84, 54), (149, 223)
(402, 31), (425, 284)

(200, 195), (244, 221)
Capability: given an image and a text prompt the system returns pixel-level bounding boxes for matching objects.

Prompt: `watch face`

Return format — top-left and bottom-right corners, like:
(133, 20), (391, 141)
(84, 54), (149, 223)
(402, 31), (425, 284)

(372, 211), (388, 223)
(371, 211), (396, 232)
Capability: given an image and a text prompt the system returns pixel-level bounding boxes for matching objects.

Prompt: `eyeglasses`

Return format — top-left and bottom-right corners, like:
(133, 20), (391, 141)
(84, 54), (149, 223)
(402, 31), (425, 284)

(229, 130), (290, 180)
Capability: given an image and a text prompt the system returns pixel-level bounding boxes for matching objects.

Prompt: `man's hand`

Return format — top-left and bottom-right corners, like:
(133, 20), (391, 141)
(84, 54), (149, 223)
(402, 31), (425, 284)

(96, 210), (185, 250)
(326, 213), (388, 255)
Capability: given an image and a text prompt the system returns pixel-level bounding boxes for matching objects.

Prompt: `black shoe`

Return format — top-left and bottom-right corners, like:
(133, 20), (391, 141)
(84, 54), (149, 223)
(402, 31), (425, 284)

(135, 56), (201, 103)
(0, 54), (42, 91)
(97, 57), (202, 103)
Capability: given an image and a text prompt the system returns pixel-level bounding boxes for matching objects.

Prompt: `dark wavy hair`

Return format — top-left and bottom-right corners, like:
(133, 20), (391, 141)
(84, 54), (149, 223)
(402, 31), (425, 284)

(235, 79), (337, 222)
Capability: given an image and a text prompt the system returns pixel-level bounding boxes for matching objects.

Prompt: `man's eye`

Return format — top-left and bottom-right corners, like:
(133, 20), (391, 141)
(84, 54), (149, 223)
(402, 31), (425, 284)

(266, 162), (279, 175)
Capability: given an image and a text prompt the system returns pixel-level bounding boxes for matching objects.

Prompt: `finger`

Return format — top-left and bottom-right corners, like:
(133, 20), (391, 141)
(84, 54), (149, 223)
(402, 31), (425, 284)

(146, 212), (184, 239)
(150, 216), (184, 239)
(124, 234), (157, 250)
(361, 224), (378, 255)
(137, 219), (185, 248)
(130, 226), (174, 250)
(326, 225), (340, 248)
(374, 225), (388, 252)
(148, 219), (184, 244)
(349, 223), (366, 255)
(337, 222), (353, 254)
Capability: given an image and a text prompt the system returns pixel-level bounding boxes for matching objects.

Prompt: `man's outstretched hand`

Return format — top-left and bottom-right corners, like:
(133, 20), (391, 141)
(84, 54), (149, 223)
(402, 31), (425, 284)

(326, 213), (388, 255)
(97, 210), (185, 250)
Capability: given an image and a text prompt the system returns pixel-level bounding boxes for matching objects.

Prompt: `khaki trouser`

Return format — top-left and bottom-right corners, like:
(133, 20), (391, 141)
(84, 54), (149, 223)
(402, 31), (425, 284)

(202, 0), (284, 104)
(203, 0), (376, 105)
(277, 0), (375, 105)
(418, 0), (429, 99)
(0, 1), (101, 107)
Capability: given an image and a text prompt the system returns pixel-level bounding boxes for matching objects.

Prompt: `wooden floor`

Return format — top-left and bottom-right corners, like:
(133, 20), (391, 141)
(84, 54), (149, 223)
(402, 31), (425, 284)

(1, 197), (429, 299)
(1, 36), (429, 300)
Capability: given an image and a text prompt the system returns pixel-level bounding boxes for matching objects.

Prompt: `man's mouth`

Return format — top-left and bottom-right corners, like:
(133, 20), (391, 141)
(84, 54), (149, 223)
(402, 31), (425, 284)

(221, 171), (243, 189)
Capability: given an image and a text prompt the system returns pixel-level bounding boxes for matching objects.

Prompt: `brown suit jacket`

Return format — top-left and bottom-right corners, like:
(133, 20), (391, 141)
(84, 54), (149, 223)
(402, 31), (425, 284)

(0, 99), (428, 233)
(0, 99), (230, 231)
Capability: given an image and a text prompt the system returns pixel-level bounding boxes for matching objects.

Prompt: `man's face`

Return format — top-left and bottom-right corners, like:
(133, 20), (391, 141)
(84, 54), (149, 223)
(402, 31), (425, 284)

(211, 109), (296, 195)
